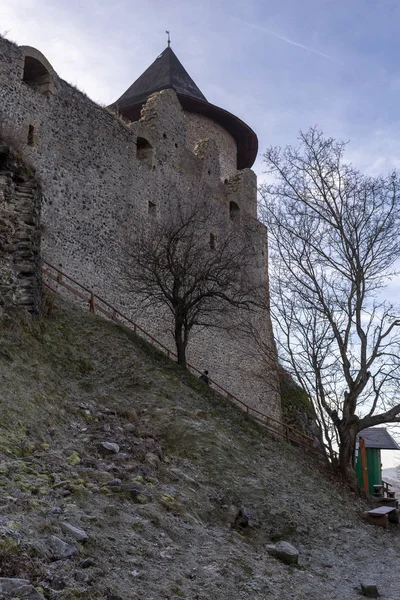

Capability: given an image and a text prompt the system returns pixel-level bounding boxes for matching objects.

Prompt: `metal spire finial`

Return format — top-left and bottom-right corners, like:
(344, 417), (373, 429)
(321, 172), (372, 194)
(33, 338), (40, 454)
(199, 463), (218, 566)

(166, 30), (171, 47)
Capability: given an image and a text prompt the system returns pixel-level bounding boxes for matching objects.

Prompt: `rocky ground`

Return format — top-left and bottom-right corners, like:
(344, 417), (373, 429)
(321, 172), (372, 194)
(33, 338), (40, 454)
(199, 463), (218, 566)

(1, 298), (400, 599)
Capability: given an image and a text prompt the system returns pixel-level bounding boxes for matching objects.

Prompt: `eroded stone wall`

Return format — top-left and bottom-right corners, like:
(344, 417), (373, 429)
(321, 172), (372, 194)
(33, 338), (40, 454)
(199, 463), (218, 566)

(0, 35), (280, 421)
(0, 145), (41, 313)
(185, 112), (237, 180)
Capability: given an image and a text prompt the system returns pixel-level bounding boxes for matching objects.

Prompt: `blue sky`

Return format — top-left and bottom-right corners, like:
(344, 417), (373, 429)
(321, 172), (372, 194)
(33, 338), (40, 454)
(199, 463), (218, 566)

(2, 0), (400, 179)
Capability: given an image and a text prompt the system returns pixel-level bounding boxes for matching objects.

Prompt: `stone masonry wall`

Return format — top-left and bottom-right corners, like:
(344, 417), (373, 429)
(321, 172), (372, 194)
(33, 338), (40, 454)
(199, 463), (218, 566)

(0, 145), (41, 313)
(184, 112), (237, 180)
(0, 35), (280, 421)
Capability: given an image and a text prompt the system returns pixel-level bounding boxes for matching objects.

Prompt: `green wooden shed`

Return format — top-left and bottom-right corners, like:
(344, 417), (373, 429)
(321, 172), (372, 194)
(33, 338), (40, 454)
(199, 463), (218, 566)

(355, 428), (400, 495)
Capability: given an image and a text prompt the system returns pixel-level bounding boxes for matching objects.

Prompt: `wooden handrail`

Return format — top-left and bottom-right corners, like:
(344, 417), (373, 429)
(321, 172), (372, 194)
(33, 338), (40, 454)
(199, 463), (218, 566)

(382, 479), (393, 497)
(42, 260), (317, 450)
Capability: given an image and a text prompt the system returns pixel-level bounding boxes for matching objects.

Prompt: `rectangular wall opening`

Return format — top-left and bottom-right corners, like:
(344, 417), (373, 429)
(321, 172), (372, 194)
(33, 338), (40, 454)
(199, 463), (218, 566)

(148, 201), (156, 216)
(27, 125), (35, 146)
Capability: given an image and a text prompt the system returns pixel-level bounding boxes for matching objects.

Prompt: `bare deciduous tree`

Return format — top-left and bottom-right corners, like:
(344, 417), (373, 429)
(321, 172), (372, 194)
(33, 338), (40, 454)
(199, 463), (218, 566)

(260, 127), (400, 486)
(124, 203), (264, 368)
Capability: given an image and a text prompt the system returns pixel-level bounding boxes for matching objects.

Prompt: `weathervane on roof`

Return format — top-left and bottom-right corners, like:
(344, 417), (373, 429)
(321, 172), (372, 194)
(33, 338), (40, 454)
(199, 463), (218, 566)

(166, 30), (171, 47)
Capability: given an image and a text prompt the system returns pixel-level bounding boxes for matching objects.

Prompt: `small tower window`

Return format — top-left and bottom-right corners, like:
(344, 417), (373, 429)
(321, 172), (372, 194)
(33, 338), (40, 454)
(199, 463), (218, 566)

(148, 201), (156, 216)
(229, 201), (240, 220)
(27, 125), (35, 146)
(210, 233), (216, 250)
(137, 137), (153, 167)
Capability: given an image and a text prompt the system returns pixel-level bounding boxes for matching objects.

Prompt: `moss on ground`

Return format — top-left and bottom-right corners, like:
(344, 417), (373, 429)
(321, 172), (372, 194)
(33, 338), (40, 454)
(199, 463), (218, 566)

(0, 297), (383, 600)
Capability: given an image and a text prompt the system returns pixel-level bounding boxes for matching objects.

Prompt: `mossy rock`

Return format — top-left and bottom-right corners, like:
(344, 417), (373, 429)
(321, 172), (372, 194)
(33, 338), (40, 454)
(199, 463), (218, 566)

(67, 451), (81, 466)
(160, 493), (176, 504)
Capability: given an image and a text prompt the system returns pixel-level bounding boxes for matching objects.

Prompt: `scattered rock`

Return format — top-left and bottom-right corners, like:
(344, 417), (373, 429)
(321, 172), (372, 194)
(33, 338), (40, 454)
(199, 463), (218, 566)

(95, 462), (113, 471)
(75, 570), (90, 583)
(0, 579), (29, 593)
(103, 423), (111, 433)
(100, 442), (120, 454)
(130, 569), (141, 577)
(47, 535), (78, 560)
(102, 408), (117, 416)
(105, 478), (123, 487)
(123, 423), (136, 433)
(145, 452), (160, 468)
(119, 484), (151, 503)
(124, 408), (139, 423)
(266, 544), (277, 557)
(120, 484), (141, 496)
(48, 577), (66, 591)
(274, 541), (299, 565)
(107, 590), (124, 600)
(0, 579), (45, 600)
(360, 582), (380, 598)
(79, 558), (96, 569)
(113, 452), (130, 463)
(15, 585), (46, 599)
(232, 506), (251, 529)
(60, 521), (88, 542)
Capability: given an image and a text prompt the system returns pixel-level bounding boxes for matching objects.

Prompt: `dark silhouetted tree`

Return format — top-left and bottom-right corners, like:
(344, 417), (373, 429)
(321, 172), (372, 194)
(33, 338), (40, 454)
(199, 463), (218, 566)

(125, 204), (264, 369)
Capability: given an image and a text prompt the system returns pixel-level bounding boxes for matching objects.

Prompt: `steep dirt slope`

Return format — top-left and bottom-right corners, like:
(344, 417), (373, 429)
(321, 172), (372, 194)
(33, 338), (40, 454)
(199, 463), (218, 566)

(0, 299), (399, 600)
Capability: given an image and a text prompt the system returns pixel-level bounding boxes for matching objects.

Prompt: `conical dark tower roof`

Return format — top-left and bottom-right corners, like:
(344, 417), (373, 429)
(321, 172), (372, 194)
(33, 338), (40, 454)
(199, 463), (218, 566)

(114, 46), (207, 109)
(110, 47), (258, 170)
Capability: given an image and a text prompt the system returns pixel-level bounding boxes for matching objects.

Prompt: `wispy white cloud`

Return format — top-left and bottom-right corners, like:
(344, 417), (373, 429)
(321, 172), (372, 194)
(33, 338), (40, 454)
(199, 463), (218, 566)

(232, 16), (340, 63)
(0, 0), (130, 104)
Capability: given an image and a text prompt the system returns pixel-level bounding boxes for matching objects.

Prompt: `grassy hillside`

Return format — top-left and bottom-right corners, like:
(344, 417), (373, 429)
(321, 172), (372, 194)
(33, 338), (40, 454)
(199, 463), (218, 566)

(0, 298), (399, 600)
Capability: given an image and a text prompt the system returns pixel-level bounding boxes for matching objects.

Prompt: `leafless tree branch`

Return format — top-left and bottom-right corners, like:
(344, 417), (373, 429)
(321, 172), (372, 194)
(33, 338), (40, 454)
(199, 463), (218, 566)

(260, 127), (400, 485)
(123, 199), (265, 368)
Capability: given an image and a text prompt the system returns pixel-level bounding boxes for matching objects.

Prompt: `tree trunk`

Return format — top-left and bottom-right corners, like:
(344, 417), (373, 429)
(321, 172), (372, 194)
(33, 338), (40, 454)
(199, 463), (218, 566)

(174, 321), (187, 368)
(337, 424), (360, 490)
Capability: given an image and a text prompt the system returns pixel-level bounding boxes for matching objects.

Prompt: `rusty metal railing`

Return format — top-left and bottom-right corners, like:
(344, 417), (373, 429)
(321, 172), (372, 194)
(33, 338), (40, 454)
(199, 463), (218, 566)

(42, 260), (317, 450)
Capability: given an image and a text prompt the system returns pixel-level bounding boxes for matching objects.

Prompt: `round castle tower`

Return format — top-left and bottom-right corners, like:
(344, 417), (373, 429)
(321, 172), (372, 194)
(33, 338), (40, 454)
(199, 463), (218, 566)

(109, 46), (258, 181)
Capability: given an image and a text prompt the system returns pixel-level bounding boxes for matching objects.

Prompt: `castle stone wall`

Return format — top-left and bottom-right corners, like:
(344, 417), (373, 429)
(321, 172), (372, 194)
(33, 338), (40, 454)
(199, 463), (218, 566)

(0, 35), (281, 421)
(185, 112), (237, 180)
(0, 147), (41, 313)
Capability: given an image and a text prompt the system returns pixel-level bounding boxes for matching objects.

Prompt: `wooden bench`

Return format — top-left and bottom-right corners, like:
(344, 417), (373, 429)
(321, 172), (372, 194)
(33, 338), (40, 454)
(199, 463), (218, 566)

(363, 506), (399, 529)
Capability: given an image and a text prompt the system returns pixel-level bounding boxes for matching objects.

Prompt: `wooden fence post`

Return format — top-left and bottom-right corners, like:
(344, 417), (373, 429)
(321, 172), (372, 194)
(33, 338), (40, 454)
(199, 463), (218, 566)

(359, 436), (369, 493)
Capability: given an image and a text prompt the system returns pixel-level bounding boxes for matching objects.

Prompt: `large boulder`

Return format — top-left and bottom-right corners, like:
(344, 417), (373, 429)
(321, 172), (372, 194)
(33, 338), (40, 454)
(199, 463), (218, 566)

(60, 522), (88, 542)
(267, 541), (299, 565)
(47, 535), (77, 560)
(0, 579), (45, 599)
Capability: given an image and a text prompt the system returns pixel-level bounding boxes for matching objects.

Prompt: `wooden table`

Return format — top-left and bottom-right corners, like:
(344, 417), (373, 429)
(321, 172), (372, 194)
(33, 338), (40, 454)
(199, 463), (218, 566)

(363, 505), (399, 528)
